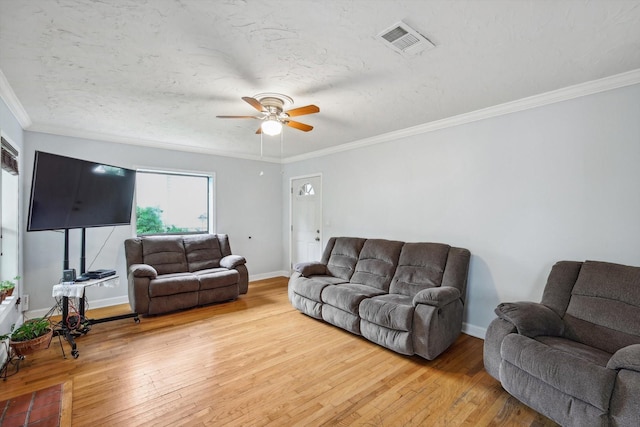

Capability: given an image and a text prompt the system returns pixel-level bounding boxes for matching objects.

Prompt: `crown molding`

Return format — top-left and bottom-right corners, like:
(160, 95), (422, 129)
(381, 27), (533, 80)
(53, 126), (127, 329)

(282, 68), (640, 164)
(0, 68), (32, 128)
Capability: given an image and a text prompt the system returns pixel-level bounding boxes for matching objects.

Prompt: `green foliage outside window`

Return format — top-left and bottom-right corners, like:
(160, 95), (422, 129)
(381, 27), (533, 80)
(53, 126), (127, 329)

(136, 206), (189, 235)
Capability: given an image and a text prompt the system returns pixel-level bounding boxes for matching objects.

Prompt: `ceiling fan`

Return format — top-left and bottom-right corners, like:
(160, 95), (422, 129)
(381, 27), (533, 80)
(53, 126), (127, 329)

(216, 93), (319, 135)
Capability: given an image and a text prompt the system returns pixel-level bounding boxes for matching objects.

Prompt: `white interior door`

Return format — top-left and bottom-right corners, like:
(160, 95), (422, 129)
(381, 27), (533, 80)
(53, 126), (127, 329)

(291, 176), (322, 269)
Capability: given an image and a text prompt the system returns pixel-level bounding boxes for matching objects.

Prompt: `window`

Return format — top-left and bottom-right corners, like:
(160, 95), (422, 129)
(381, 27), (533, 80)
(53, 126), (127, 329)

(1, 137), (20, 337)
(298, 182), (315, 196)
(135, 170), (213, 235)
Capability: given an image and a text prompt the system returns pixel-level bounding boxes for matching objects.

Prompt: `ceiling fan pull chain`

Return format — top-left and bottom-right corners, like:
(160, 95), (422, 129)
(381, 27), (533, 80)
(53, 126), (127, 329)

(260, 132), (263, 158)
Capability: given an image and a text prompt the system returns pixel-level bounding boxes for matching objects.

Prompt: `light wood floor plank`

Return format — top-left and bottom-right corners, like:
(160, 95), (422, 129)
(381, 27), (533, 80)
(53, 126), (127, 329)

(0, 277), (558, 426)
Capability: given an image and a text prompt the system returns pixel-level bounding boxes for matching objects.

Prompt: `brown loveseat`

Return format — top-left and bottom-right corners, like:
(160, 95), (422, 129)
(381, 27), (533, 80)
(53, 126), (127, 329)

(484, 260), (640, 426)
(124, 234), (248, 315)
(289, 237), (471, 360)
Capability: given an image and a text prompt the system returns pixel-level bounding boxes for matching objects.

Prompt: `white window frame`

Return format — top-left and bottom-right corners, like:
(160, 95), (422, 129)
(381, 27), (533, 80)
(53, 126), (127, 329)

(133, 167), (215, 236)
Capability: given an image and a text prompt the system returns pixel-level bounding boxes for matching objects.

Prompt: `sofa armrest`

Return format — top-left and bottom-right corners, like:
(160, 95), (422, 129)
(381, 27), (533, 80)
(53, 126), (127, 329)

(494, 301), (564, 337)
(294, 261), (327, 277)
(607, 344), (640, 372)
(129, 263), (157, 279)
(220, 255), (246, 269)
(413, 286), (460, 307)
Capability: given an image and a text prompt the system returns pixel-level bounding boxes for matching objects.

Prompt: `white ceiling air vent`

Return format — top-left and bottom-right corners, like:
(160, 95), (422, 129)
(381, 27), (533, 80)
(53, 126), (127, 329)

(376, 21), (435, 57)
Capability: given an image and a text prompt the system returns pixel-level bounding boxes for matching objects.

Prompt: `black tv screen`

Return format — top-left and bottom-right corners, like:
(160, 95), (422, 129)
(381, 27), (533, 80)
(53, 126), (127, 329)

(27, 151), (136, 231)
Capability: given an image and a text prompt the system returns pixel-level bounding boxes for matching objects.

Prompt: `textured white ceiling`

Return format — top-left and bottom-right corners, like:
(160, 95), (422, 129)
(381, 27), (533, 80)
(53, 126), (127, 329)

(1, 0), (640, 160)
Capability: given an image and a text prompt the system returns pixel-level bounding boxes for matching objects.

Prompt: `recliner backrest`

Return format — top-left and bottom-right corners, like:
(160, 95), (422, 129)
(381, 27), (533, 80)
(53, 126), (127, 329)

(125, 234), (237, 275)
(389, 242), (451, 297)
(323, 237), (366, 281)
(561, 260), (640, 354)
(350, 239), (404, 291)
(124, 238), (143, 267)
(217, 234), (233, 257)
(183, 234), (223, 272)
(441, 247), (471, 304)
(140, 236), (188, 275)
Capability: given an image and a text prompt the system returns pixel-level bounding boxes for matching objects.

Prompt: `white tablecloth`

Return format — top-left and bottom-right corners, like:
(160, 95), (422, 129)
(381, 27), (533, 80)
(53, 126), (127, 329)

(52, 276), (120, 298)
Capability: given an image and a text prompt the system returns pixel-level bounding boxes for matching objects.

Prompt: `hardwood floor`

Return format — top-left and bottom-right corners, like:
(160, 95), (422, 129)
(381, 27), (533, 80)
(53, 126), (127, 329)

(0, 277), (557, 426)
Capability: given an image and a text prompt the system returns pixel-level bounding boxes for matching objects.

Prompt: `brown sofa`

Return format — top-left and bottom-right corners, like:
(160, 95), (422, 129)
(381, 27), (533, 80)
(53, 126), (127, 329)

(484, 260), (640, 426)
(124, 234), (248, 315)
(289, 237), (471, 360)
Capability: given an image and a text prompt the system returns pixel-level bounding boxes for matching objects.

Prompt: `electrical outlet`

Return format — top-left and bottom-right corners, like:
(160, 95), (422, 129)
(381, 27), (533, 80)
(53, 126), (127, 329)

(23, 294), (29, 311)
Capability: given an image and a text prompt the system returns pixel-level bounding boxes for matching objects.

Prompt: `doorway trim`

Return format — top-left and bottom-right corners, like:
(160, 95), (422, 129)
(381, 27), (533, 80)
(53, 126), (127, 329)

(289, 173), (323, 272)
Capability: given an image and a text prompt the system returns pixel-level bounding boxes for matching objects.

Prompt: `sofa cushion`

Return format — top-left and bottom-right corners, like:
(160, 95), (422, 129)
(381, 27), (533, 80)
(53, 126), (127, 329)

(350, 239), (403, 291)
(321, 283), (385, 315)
(195, 268), (238, 290)
(149, 272), (199, 297)
(564, 260), (640, 353)
(500, 333), (616, 412)
(389, 243), (450, 297)
(535, 336), (612, 367)
(325, 237), (366, 280)
(183, 234), (223, 272)
(499, 357), (609, 426)
(359, 294), (414, 332)
(293, 276), (346, 302)
(142, 236), (189, 275)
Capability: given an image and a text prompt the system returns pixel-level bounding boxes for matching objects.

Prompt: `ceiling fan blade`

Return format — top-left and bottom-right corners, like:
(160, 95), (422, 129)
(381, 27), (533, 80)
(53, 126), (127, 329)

(242, 96), (265, 112)
(255, 127), (262, 134)
(285, 105), (320, 117)
(216, 115), (260, 119)
(286, 120), (313, 132)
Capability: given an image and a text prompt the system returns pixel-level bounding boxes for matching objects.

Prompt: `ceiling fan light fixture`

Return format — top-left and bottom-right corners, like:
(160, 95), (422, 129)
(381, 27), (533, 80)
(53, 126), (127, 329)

(218, 94), (318, 137)
(261, 119), (283, 136)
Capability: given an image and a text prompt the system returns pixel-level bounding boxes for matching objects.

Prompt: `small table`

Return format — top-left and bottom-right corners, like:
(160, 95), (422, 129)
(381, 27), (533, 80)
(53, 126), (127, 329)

(52, 276), (139, 358)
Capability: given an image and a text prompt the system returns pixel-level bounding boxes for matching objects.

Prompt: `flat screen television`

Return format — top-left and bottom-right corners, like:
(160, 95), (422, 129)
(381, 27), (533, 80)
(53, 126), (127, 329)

(27, 151), (136, 231)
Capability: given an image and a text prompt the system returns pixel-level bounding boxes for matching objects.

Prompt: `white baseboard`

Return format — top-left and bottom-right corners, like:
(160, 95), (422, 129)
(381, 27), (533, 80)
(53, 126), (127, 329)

(462, 322), (487, 339)
(249, 270), (290, 281)
(26, 295), (130, 319)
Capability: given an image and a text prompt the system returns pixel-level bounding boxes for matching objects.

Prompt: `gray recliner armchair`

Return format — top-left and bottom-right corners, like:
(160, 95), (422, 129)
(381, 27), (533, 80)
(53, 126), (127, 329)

(484, 260), (640, 426)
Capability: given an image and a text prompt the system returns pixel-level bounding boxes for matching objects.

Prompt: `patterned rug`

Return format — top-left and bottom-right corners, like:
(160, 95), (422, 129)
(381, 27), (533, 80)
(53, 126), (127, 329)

(0, 381), (71, 426)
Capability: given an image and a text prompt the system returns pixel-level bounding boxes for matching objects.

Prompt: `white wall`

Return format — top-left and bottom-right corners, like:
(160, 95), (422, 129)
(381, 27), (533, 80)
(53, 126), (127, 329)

(23, 132), (283, 314)
(282, 83), (640, 337)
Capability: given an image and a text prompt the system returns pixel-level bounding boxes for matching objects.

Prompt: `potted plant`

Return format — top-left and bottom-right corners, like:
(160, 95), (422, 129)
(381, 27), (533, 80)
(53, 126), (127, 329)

(0, 276), (19, 300)
(1, 318), (53, 356)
